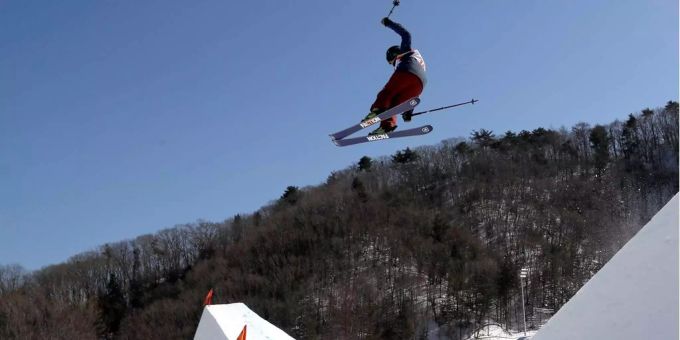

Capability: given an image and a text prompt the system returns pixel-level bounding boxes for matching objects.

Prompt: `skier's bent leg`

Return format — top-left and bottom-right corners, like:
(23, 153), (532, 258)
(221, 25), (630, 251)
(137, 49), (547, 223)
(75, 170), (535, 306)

(390, 73), (424, 124)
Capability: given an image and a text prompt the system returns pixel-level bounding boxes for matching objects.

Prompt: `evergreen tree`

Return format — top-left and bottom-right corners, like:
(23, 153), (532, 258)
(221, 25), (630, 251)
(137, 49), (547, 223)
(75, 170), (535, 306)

(455, 141), (471, 154)
(589, 125), (610, 172)
(621, 114), (643, 173)
(358, 156), (373, 171)
(281, 186), (301, 205)
(129, 248), (144, 309)
(97, 274), (127, 339)
(392, 147), (418, 164)
(472, 129), (495, 148)
(231, 214), (244, 242)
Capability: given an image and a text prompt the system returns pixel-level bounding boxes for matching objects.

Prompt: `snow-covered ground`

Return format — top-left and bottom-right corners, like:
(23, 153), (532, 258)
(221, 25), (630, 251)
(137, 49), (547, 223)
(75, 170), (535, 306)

(531, 194), (679, 340)
(463, 324), (537, 340)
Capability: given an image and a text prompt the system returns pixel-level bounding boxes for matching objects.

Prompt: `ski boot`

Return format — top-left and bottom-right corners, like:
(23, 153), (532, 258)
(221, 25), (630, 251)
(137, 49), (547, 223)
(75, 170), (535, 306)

(362, 110), (380, 122)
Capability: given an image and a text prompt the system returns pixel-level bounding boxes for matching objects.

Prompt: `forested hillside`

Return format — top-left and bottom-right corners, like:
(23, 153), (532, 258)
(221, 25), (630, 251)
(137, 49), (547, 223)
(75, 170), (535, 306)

(1, 102), (677, 340)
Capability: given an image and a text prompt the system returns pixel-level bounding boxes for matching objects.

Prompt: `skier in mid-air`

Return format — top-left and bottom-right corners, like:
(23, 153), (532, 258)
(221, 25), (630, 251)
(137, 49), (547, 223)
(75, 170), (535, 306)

(329, 8), (474, 146)
(364, 17), (427, 135)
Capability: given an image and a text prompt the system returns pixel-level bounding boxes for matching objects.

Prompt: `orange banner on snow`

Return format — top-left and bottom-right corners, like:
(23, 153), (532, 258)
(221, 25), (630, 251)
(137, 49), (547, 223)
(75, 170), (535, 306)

(237, 325), (247, 340)
(203, 289), (214, 306)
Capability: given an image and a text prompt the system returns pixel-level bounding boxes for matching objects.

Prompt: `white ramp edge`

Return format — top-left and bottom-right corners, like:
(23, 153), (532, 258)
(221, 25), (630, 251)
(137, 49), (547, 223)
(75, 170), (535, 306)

(532, 194), (679, 340)
(194, 303), (295, 340)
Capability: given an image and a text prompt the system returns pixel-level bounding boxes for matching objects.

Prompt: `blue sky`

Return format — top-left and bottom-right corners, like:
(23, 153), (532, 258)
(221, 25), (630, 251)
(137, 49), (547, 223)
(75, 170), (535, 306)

(1, 0), (677, 270)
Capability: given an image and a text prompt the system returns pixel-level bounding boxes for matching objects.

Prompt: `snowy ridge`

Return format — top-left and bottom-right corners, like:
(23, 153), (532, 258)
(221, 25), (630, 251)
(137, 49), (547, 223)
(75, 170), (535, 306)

(532, 194), (679, 340)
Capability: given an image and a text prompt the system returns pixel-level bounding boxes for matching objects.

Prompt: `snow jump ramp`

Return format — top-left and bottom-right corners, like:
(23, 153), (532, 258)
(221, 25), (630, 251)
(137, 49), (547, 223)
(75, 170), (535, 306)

(194, 303), (294, 340)
(532, 194), (679, 340)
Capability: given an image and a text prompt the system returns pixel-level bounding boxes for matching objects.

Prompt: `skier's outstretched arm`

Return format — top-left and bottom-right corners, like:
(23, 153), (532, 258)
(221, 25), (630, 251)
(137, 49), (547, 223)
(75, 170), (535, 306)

(381, 17), (411, 51)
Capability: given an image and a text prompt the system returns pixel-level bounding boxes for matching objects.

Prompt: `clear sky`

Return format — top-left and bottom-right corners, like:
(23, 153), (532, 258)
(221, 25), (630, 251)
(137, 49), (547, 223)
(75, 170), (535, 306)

(1, 0), (677, 270)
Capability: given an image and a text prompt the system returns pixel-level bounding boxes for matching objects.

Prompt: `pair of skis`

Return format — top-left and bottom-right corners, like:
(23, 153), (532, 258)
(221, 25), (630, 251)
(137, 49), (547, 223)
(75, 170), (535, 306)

(329, 97), (432, 147)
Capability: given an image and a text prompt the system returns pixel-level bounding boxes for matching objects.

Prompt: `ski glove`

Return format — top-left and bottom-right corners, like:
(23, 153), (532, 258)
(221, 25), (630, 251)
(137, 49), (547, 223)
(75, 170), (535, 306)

(381, 17), (393, 26)
(402, 110), (413, 122)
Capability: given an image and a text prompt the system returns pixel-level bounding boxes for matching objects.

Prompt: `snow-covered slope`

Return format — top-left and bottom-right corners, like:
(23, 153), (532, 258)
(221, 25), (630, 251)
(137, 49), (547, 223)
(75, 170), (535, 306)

(194, 303), (295, 340)
(532, 194), (679, 340)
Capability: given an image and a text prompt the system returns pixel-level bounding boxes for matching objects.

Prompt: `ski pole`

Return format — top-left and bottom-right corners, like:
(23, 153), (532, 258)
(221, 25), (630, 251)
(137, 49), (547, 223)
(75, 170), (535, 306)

(387, 0), (400, 18)
(411, 99), (478, 117)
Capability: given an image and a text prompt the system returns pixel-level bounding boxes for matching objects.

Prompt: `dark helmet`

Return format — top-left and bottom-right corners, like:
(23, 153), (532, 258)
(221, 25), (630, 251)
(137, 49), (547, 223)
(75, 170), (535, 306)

(386, 45), (401, 64)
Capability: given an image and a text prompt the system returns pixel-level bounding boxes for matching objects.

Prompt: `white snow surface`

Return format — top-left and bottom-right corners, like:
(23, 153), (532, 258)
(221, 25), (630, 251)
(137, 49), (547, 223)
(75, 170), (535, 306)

(532, 194), (679, 340)
(463, 324), (537, 340)
(194, 303), (295, 340)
